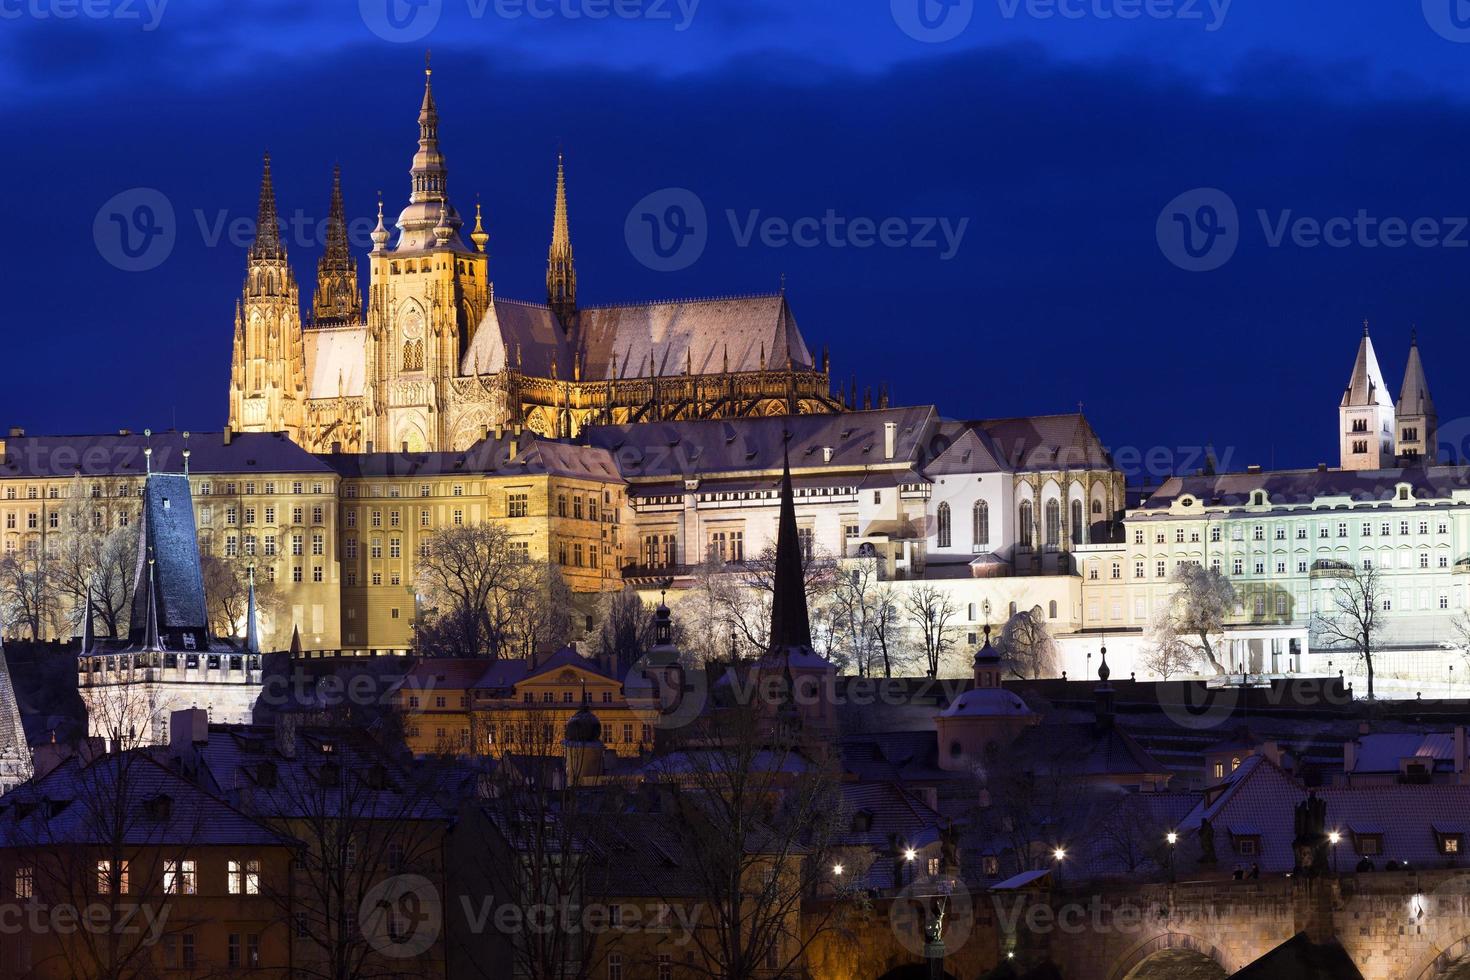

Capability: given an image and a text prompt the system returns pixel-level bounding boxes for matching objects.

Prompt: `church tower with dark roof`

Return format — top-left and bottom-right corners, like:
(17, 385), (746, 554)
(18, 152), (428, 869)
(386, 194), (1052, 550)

(311, 165), (362, 329)
(1395, 331), (1437, 463)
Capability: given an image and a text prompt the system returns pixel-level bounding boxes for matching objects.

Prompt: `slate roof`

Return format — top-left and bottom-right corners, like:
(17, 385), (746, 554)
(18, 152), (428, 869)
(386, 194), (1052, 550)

(1397, 338), (1435, 419)
(975, 413), (1113, 471)
(0, 431), (333, 478)
(129, 474), (209, 646)
(582, 407), (937, 480)
(0, 640), (29, 757)
(1177, 754), (1470, 872)
(0, 751), (286, 848)
(1349, 732), (1457, 776)
(321, 434), (621, 483)
(1141, 465), (1470, 510)
(1341, 330), (1393, 409)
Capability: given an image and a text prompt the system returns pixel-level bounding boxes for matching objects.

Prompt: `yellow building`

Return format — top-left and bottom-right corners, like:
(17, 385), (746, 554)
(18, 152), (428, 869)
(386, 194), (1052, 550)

(400, 649), (653, 759)
(0, 428), (624, 656)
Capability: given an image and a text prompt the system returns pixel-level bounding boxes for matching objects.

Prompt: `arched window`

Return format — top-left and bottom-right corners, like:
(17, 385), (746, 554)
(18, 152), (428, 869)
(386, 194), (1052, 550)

(1048, 600), (1058, 619)
(1019, 500), (1034, 545)
(937, 503), (952, 548)
(1071, 499), (1084, 545)
(1045, 500), (1061, 547)
(1092, 499), (1103, 515)
(973, 500), (990, 548)
(402, 339), (424, 372)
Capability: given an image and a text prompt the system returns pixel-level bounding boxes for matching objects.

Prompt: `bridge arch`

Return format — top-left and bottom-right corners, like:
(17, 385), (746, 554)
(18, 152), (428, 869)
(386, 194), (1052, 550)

(1107, 932), (1230, 980)
(1412, 937), (1470, 980)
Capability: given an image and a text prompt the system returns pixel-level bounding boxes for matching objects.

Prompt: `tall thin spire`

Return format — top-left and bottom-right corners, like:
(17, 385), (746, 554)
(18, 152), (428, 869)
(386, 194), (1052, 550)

(410, 54), (446, 206)
(251, 151), (284, 261)
(547, 152), (577, 325)
(141, 556), (162, 653)
(245, 566), (261, 655)
(767, 439), (812, 653)
(312, 164), (362, 326)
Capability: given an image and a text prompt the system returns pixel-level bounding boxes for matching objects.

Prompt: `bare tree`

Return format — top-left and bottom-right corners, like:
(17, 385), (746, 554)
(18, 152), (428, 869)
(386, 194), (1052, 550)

(1154, 565), (1237, 675)
(199, 548), (283, 644)
(999, 605), (1057, 680)
(1140, 622), (1196, 681)
(643, 698), (843, 979)
(415, 522), (531, 658)
(824, 558), (907, 677)
(595, 587), (659, 669)
(53, 475), (138, 640)
(678, 559), (741, 664)
(904, 582), (959, 678)
(0, 548), (59, 642)
(1313, 564), (1383, 702)
(718, 544), (837, 658)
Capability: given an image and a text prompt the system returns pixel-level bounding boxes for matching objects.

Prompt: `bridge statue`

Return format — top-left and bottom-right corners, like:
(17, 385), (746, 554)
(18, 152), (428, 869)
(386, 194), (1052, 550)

(1292, 791), (1330, 877)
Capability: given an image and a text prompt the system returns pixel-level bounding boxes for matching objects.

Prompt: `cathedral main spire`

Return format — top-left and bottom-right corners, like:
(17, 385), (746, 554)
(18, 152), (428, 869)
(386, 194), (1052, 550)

(547, 152), (577, 325)
(251, 152), (285, 261)
(767, 440), (812, 654)
(312, 164), (362, 327)
(394, 54), (462, 251)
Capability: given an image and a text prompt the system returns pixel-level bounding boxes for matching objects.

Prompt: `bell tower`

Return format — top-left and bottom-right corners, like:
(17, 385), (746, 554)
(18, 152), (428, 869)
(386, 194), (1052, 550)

(364, 57), (490, 453)
(228, 152), (306, 442)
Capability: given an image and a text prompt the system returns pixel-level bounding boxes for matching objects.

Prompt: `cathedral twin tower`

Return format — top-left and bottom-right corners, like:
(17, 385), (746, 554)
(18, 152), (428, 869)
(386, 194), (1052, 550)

(228, 63), (839, 455)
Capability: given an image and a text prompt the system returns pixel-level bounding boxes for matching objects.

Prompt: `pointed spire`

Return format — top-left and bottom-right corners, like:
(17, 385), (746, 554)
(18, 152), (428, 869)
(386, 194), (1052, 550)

(141, 556), (163, 653)
(250, 151), (284, 261)
(371, 191), (390, 252)
(408, 53), (451, 211)
(1341, 322), (1393, 409)
(471, 197), (489, 254)
(767, 438), (812, 653)
(547, 151), (577, 325)
(434, 200), (453, 247)
(312, 165), (362, 326)
(1398, 331), (1435, 418)
(245, 566), (261, 655)
(289, 624), (303, 658)
(80, 580), (96, 655)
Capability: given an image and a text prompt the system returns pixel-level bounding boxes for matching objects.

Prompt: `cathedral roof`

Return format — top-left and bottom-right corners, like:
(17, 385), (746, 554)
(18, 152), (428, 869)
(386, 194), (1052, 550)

(575, 293), (813, 378)
(975, 413), (1113, 471)
(461, 298), (571, 379)
(1341, 326), (1394, 409)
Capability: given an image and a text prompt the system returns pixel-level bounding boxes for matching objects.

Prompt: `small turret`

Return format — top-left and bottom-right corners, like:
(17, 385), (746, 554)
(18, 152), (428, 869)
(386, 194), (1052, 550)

(470, 198), (489, 254)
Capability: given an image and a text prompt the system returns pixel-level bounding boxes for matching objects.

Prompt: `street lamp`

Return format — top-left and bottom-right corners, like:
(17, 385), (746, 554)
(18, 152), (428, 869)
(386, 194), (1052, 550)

(832, 863), (843, 876)
(904, 848), (918, 863)
(1329, 831), (1340, 873)
(1166, 832), (1178, 882)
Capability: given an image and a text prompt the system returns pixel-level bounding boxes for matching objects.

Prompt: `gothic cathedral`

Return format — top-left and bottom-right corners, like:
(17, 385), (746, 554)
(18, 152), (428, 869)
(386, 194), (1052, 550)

(227, 63), (847, 454)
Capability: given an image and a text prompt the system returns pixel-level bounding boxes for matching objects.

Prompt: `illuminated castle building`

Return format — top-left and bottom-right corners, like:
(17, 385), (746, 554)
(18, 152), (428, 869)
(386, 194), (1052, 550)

(228, 62), (844, 455)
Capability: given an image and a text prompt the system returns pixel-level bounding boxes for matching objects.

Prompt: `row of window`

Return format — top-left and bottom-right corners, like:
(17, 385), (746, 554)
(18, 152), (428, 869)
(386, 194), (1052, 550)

(1139, 517), (1455, 546)
(201, 481), (326, 496)
(935, 500), (989, 549)
(12, 858), (259, 899)
(210, 504), (326, 526)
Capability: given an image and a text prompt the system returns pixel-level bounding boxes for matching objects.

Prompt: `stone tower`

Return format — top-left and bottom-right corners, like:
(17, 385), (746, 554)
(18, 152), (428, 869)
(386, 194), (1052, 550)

(363, 60), (490, 453)
(546, 153), (577, 327)
(311, 164), (362, 328)
(228, 152), (307, 441)
(1338, 322), (1394, 471)
(1395, 331), (1437, 463)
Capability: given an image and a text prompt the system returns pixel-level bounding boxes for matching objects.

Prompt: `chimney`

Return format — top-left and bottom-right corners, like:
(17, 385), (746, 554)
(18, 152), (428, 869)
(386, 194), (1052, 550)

(7, 427), (24, 438)
(222, 428), (233, 446)
(1246, 464), (1262, 474)
(331, 440), (342, 454)
(169, 708), (209, 751)
(31, 737), (69, 780)
(883, 421), (897, 460)
(1343, 738), (1357, 780)
(1317, 463), (1328, 472)
(822, 446), (833, 463)
(1456, 726), (1467, 783)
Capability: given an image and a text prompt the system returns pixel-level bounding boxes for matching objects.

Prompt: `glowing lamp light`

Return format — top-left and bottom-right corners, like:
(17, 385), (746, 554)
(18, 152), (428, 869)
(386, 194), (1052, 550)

(1329, 832), (1341, 845)
(1053, 848), (1067, 861)
(904, 848), (917, 862)
(1166, 832), (1178, 845)
(832, 864), (843, 876)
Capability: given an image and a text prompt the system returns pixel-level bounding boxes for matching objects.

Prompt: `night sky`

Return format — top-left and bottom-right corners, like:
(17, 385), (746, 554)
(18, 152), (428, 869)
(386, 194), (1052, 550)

(8, 1), (1470, 482)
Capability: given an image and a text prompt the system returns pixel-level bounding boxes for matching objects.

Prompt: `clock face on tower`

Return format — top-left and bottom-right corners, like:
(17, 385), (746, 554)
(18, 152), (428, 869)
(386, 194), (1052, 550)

(402, 311), (425, 373)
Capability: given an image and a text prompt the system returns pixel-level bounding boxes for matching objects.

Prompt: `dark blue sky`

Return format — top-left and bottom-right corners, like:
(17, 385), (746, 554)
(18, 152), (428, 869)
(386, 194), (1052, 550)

(7, 0), (1470, 481)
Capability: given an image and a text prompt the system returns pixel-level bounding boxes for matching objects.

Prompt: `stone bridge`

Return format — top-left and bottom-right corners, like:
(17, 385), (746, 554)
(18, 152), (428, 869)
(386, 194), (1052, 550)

(1035, 871), (1470, 980)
